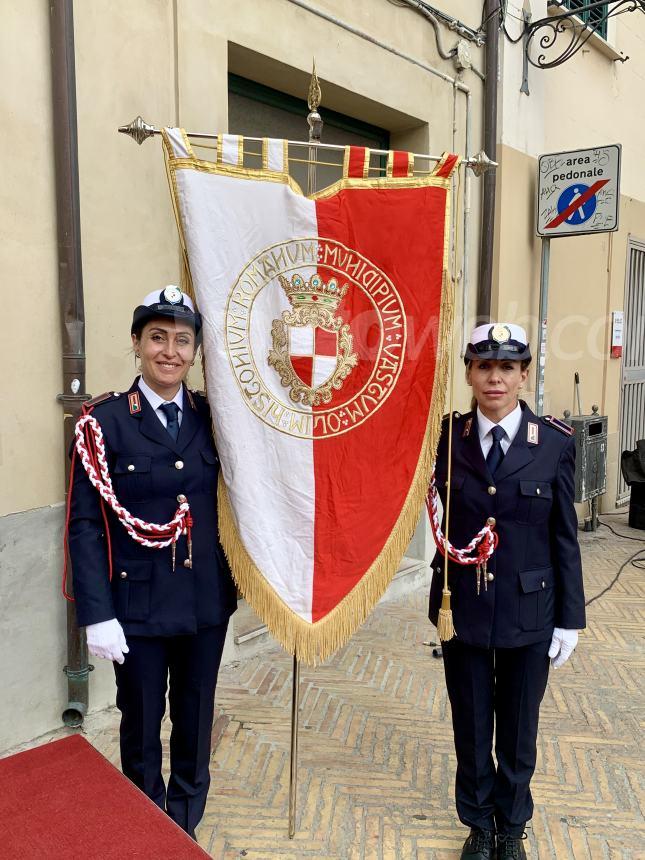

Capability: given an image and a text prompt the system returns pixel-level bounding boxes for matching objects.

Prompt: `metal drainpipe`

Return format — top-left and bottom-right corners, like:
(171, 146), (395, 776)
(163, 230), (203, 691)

(477, 0), (500, 323)
(461, 87), (473, 356)
(50, 0), (91, 727)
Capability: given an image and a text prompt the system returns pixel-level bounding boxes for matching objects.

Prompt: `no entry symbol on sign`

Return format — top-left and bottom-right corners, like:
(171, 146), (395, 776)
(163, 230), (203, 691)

(545, 179), (610, 230)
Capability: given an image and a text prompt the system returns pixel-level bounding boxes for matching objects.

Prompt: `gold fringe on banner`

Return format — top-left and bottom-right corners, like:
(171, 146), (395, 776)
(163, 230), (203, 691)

(436, 165), (463, 643)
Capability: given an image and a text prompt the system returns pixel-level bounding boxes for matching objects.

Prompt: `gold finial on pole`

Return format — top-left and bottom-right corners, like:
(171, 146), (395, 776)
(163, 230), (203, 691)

(307, 59), (322, 113)
(306, 59), (323, 195)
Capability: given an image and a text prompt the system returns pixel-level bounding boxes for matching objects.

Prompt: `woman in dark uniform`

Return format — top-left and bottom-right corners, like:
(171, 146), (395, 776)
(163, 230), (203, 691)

(429, 323), (585, 860)
(68, 286), (237, 838)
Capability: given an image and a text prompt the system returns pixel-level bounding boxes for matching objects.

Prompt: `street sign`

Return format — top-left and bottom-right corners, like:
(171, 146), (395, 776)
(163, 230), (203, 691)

(537, 144), (621, 237)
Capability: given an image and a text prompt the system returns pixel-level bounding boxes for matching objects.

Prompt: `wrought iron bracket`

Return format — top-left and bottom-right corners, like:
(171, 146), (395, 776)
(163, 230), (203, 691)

(524, 1), (642, 70)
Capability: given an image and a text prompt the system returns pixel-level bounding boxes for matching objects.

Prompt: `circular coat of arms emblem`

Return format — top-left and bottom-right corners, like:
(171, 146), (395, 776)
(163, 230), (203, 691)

(224, 238), (407, 439)
(163, 285), (183, 304)
(490, 323), (511, 344)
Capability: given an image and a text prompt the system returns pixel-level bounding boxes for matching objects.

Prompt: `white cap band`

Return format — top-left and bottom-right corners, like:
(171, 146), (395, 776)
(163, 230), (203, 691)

(140, 286), (195, 313)
(469, 322), (528, 346)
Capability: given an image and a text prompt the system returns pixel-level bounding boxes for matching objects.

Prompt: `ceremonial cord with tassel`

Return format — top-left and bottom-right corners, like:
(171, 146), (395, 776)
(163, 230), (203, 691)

(436, 166), (462, 643)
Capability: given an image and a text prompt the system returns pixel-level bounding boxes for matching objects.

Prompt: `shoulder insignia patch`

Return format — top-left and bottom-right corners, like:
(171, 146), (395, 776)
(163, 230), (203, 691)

(527, 421), (539, 445)
(541, 415), (574, 436)
(128, 391), (142, 415)
(85, 391), (117, 409)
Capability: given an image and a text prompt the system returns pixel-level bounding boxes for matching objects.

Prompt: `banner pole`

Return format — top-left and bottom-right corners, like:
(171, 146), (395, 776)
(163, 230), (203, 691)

(288, 654), (301, 838)
(287, 60), (324, 840)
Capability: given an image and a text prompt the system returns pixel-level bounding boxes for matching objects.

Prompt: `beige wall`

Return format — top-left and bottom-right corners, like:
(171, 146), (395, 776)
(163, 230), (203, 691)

(1, 2), (61, 516)
(543, 10), (645, 203)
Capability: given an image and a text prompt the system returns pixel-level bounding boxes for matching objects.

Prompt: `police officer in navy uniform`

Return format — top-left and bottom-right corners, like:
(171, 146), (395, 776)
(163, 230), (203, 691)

(429, 323), (585, 859)
(68, 287), (237, 838)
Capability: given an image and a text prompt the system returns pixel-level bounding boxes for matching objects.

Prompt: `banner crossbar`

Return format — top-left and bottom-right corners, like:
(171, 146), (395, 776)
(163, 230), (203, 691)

(117, 117), (496, 173)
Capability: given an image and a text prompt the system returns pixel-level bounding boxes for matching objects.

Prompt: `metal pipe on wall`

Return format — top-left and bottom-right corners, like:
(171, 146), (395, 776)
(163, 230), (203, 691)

(477, 0), (500, 323)
(50, 0), (91, 727)
(286, 0), (461, 87)
(461, 88), (473, 355)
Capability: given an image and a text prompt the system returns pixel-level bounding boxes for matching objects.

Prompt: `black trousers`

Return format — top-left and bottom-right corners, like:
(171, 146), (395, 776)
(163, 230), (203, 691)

(442, 638), (550, 837)
(113, 623), (228, 838)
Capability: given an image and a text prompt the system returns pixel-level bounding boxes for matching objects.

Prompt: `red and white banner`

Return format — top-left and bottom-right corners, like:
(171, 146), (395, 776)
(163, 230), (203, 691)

(163, 129), (458, 662)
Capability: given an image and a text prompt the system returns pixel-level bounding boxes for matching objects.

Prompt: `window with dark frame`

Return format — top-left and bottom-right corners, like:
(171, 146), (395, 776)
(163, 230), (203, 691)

(228, 74), (390, 192)
(566, 1), (609, 40)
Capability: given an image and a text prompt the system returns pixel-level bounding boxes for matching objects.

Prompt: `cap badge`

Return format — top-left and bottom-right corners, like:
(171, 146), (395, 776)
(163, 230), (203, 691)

(490, 324), (511, 344)
(163, 286), (182, 305)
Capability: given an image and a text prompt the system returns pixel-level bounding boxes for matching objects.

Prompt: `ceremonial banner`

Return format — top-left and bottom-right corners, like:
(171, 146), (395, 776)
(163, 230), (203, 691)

(162, 128), (459, 663)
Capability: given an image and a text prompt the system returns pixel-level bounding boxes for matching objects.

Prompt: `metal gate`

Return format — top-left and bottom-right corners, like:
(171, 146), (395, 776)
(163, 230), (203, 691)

(617, 237), (645, 503)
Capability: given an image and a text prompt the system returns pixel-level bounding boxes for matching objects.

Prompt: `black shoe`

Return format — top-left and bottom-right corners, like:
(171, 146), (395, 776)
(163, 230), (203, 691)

(496, 832), (527, 860)
(460, 828), (496, 859)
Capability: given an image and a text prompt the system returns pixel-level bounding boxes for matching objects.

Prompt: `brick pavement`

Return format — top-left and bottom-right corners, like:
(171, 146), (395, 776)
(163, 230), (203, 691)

(15, 515), (645, 858)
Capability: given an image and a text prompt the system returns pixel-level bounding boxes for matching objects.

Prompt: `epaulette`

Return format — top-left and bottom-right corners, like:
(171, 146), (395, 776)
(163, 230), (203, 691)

(541, 415), (574, 436)
(442, 410), (466, 422)
(85, 391), (120, 409)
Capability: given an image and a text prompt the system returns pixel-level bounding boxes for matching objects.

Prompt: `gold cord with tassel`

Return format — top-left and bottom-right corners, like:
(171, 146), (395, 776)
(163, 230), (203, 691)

(437, 166), (463, 643)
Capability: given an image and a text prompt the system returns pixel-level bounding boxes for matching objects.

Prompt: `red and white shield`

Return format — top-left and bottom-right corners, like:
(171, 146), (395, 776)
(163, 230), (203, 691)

(288, 326), (338, 390)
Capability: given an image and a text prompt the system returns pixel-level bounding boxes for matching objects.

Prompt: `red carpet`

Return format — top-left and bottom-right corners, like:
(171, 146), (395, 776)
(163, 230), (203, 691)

(0, 734), (211, 858)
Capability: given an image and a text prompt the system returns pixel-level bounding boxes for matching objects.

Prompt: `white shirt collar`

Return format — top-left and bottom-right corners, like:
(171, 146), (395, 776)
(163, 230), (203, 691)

(137, 376), (184, 414)
(477, 402), (523, 444)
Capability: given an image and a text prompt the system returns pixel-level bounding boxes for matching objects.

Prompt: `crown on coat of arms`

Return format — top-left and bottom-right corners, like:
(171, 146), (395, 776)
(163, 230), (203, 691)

(278, 273), (349, 311)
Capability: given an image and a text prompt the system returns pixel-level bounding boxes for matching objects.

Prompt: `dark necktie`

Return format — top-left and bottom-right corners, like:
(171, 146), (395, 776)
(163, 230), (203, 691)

(160, 402), (180, 442)
(486, 425), (506, 475)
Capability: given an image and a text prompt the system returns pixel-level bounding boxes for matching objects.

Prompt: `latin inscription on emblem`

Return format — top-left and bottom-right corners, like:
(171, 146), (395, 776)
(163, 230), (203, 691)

(224, 238), (406, 439)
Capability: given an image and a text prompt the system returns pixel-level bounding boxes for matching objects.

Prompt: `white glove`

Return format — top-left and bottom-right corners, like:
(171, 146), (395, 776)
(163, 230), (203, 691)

(548, 627), (578, 669)
(85, 618), (129, 664)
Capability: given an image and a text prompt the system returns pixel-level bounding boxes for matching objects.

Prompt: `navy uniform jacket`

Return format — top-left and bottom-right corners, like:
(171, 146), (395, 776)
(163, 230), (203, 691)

(68, 379), (237, 636)
(429, 401), (585, 648)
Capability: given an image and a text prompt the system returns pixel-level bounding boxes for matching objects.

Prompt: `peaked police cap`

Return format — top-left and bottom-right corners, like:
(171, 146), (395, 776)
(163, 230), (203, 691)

(131, 286), (202, 344)
(464, 322), (531, 364)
